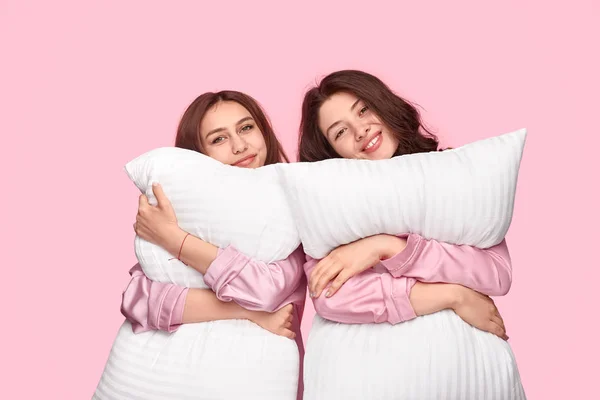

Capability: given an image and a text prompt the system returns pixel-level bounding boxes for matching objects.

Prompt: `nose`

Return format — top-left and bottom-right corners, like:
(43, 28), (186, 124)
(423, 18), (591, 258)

(231, 135), (248, 154)
(355, 125), (370, 141)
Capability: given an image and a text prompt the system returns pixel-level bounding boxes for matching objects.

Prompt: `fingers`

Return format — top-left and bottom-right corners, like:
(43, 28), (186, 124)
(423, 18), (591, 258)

(309, 258), (331, 295)
(283, 303), (294, 311)
(494, 309), (505, 326)
(313, 264), (342, 298)
(490, 313), (507, 340)
(138, 194), (149, 208)
(486, 301), (507, 339)
(491, 314), (505, 332)
(282, 304), (294, 320)
(275, 304), (294, 322)
(325, 269), (353, 297)
(281, 329), (296, 340)
(489, 319), (508, 340)
(151, 183), (171, 210)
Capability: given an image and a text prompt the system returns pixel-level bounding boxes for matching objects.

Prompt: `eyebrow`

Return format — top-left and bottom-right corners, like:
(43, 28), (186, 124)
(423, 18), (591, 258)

(205, 116), (254, 138)
(325, 98), (362, 137)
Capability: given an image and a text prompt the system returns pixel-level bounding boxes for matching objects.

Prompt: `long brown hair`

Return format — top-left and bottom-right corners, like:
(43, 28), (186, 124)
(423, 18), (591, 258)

(298, 70), (440, 162)
(176, 90), (289, 165)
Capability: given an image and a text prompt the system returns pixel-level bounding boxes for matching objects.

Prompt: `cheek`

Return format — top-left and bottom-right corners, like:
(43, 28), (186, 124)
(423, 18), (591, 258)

(381, 132), (399, 157)
(383, 131), (398, 147)
(203, 147), (231, 164)
(250, 131), (267, 152)
(330, 138), (354, 158)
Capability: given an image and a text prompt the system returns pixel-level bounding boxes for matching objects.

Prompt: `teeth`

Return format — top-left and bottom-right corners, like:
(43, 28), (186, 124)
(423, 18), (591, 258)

(365, 135), (379, 150)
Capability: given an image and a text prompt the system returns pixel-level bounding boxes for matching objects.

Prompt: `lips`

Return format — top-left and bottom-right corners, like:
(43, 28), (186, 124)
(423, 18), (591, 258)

(362, 132), (383, 154)
(232, 154), (257, 167)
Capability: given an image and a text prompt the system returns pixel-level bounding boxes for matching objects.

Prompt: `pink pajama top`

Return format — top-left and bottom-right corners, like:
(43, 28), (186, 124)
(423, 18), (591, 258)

(121, 245), (308, 400)
(120, 234), (511, 399)
(121, 246), (307, 333)
(303, 234), (512, 325)
(122, 233), (511, 330)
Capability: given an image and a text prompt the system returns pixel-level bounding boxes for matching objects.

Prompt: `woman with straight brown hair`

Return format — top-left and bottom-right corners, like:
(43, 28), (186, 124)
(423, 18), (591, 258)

(297, 70), (526, 400)
(94, 91), (306, 400)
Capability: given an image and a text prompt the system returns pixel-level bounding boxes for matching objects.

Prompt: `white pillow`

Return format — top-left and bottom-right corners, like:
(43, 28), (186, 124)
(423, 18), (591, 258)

(93, 148), (301, 400)
(276, 128), (527, 259)
(124, 147), (300, 287)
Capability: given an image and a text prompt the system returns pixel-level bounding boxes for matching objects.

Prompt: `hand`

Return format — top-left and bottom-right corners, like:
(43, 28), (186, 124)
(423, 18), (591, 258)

(250, 304), (296, 339)
(409, 282), (508, 340)
(452, 286), (508, 340)
(133, 183), (181, 249)
(309, 235), (407, 298)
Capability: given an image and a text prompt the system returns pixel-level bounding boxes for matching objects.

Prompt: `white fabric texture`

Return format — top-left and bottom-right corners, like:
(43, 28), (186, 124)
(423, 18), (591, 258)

(94, 321), (299, 400)
(125, 147), (300, 287)
(277, 128), (527, 259)
(94, 129), (528, 399)
(285, 129), (528, 399)
(93, 148), (300, 400)
(304, 313), (526, 400)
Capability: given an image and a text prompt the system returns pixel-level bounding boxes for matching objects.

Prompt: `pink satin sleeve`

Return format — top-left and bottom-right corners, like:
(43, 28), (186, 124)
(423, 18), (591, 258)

(203, 246), (307, 312)
(304, 256), (417, 325)
(193, 245), (307, 400)
(120, 264), (188, 333)
(381, 234), (512, 296)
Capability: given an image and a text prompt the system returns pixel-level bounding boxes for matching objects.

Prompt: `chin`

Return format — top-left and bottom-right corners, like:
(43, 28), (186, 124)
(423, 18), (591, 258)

(368, 148), (394, 160)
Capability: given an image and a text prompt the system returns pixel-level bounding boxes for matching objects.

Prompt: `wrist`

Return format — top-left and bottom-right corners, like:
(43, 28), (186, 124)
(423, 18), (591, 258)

(242, 307), (260, 322)
(219, 299), (249, 321)
(165, 227), (188, 256)
(446, 284), (465, 310)
(376, 234), (407, 260)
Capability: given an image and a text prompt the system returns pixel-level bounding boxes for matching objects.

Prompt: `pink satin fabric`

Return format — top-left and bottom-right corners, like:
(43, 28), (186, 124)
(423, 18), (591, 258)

(305, 234), (512, 325)
(120, 234), (511, 400)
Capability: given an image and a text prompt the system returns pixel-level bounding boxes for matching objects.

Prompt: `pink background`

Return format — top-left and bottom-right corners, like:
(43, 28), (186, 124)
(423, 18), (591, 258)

(2, 0), (599, 398)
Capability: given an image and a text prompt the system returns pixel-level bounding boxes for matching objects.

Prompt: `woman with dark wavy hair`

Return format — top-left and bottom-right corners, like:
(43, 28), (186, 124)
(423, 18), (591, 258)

(298, 70), (526, 400)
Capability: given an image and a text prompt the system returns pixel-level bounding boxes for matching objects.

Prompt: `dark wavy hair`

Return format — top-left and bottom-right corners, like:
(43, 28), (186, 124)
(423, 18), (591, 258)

(299, 70), (441, 162)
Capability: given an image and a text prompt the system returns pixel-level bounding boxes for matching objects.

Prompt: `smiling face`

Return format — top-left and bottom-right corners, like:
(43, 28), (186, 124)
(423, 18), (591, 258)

(317, 91), (399, 160)
(198, 100), (267, 168)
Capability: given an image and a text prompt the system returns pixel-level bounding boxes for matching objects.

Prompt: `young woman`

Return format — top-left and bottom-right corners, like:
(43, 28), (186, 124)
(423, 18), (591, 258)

(297, 70), (526, 399)
(94, 91), (307, 400)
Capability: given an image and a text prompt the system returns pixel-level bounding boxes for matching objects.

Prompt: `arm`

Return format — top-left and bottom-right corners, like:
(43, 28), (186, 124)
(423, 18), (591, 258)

(378, 234), (512, 296)
(135, 184), (304, 311)
(134, 182), (220, 274)
(310, 234), (512, 298)
(306, 258), (507, 337)
(154, 235), (305, 312)
(203, 246), (307, 312)
(143, 230), (305, 312)
(305, 256), (452, 325)
(121, 264), (297, 338)
(121, 263), (189, 333)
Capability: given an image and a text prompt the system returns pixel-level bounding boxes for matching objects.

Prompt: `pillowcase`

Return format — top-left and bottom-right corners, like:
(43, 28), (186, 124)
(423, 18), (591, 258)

(125, 147), (300, 287)
(276, 128), (527, 259)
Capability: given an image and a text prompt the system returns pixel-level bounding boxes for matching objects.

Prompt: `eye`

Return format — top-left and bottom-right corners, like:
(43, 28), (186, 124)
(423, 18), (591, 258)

(212, 136), (226, 144)
(240, 124), (254, 133)
(335, 127), (347, 140)
(358, 105), (369, 116)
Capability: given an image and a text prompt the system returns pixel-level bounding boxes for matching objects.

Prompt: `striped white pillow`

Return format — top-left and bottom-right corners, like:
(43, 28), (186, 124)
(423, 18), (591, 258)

(276, 128), (527, 259)
(125, 147), (300, 287)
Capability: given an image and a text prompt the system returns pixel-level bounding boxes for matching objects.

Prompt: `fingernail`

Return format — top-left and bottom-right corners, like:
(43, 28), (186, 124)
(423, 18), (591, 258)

(309, 292), (315, 298)
(325, 291), (331, 297)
